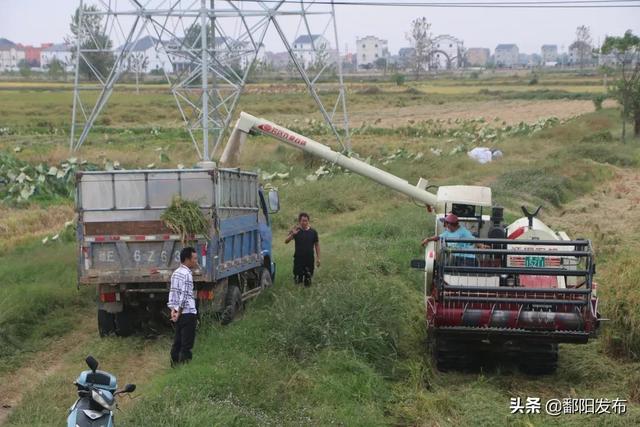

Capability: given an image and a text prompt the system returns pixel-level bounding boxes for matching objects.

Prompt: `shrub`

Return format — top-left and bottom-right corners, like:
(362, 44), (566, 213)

(579, 130), (614, 143)
(593, 94), (606, 111)
(403, 87), (423, 96)
(393, 73), (406, 86)
(575, 142), (639, 167)
(357, 86), (382, 95)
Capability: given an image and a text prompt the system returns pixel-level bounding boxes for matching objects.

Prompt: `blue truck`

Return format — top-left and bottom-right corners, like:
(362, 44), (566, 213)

(75, 166), (279, 336)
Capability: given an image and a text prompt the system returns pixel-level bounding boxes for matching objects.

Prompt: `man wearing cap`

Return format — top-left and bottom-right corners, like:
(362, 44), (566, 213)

(421, 213), (477, 266)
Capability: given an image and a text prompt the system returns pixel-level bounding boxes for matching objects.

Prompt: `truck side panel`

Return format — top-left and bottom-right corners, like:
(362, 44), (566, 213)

(217, 214), (261, 279)
(213, 169), (262, 280)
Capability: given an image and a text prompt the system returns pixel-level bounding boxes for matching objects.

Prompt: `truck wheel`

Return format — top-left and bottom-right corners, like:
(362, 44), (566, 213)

(221, 286), (243, 326)
(518, 343), (558, 375)
(98, 309), (115, 337)
(260, 267), (272, 289)
(114, 309), (134, 337)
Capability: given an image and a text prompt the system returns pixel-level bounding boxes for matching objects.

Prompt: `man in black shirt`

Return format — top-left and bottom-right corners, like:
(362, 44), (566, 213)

(285, 212), (320, 287)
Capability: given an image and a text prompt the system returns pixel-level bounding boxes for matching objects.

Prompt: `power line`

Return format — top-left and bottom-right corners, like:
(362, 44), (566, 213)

(246, 0), (640, 8)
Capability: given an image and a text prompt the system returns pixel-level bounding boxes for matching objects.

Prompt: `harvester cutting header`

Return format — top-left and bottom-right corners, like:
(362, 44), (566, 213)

(221, 112), (601, 374)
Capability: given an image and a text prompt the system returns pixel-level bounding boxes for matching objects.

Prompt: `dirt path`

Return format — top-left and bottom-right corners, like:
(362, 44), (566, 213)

(545, 167), (640, 254)
(0, 314), (95, 425)
(347, 99), (617, 127)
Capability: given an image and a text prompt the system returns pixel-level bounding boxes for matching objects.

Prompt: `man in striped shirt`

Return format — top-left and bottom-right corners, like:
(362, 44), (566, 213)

(168, 247), (198, 366)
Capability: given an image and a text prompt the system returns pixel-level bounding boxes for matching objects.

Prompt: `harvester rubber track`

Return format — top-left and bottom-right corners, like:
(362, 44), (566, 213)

(518, 342), (558, 375)
(432, 335), (475, 372)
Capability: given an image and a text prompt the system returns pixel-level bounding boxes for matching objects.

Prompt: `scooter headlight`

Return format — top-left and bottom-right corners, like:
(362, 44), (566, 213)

(91, 389), (114, 411)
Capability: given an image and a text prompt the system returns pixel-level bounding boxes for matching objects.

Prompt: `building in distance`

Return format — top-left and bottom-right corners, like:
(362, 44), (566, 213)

(465, 47), (491, 67)
(356, 35), (388, 69)
(494, 44), (519, 68)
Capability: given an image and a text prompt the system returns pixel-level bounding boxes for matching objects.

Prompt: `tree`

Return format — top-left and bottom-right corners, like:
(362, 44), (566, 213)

(571, 25), (593, 69)
(310, 42), (331, 74)
(405, 17), (432, 79)
(127, 52), (149, 94)
(18, 59), (31, 78)
(601, 30), (640, 140)
(183, 23), (243, 70)
(68, 5), (114, 80)
(48, 58), (65, 80)
(374, 57), (388, 75)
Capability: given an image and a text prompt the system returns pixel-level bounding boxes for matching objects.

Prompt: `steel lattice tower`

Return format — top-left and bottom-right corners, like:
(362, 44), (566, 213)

(70, 0), (350, 160)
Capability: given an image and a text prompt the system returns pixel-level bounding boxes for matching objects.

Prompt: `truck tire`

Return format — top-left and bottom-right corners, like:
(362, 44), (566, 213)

(114, 309), (134, 337)
(98, 309), (115, 337)
(259, 267), (272, 289)
(221, 286), (243, 326)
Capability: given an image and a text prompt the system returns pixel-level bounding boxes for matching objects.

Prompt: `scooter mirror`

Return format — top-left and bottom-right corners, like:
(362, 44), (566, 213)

(85, 355), (99, 372)
(123, 384), (136, 393)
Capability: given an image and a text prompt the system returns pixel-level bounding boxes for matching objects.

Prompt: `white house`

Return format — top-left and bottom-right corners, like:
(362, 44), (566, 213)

(495, 44), (519, 68)
(356, 35), (388, 68)
(40, 43), (73, 72)
(116, 35), (172, 74)
(430, 35), (464, 70)
(541, 44), (558, 65)
(292, 34), (333, 68)
(165, 36), (261, 74)
(0, 38), (26, 71)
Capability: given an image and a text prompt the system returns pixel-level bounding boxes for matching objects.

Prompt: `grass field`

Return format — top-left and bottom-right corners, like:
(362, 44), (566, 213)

(1, 72), (640, 426)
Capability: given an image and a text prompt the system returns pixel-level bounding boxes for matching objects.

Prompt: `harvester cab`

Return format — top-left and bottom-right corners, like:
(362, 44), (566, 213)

(221, 112), (601, 375)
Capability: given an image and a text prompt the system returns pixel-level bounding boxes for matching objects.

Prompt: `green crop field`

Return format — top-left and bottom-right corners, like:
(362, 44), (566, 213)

(1, 72), (639, 426)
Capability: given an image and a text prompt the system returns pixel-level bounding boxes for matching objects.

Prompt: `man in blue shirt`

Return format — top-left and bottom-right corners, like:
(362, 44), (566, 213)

(421, 213), (477, 266)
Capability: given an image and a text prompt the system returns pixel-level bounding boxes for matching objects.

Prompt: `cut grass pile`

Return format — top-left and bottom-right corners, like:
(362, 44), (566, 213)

(161, 196), (210, 243)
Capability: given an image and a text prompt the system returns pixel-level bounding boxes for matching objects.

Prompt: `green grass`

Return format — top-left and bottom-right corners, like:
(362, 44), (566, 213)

(0, 240), (93, 374)
(6, 334), (170, 426)
(600, 250), (640, 361)
(2, 78), (640, 425)
(115, 110), (639, 425)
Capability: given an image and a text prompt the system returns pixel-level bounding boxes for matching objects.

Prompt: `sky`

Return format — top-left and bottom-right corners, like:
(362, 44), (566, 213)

(1, 0), (639, 54)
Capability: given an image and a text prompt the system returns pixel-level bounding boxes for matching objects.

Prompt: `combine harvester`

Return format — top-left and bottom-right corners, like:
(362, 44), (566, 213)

(221, 112), (601, 374)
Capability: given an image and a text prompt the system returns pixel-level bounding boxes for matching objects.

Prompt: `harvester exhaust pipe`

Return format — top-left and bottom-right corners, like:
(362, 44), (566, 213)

(221, 112), (438, 207)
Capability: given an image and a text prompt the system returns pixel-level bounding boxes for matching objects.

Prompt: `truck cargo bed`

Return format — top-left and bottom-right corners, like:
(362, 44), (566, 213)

(76, 168), (264, 285)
